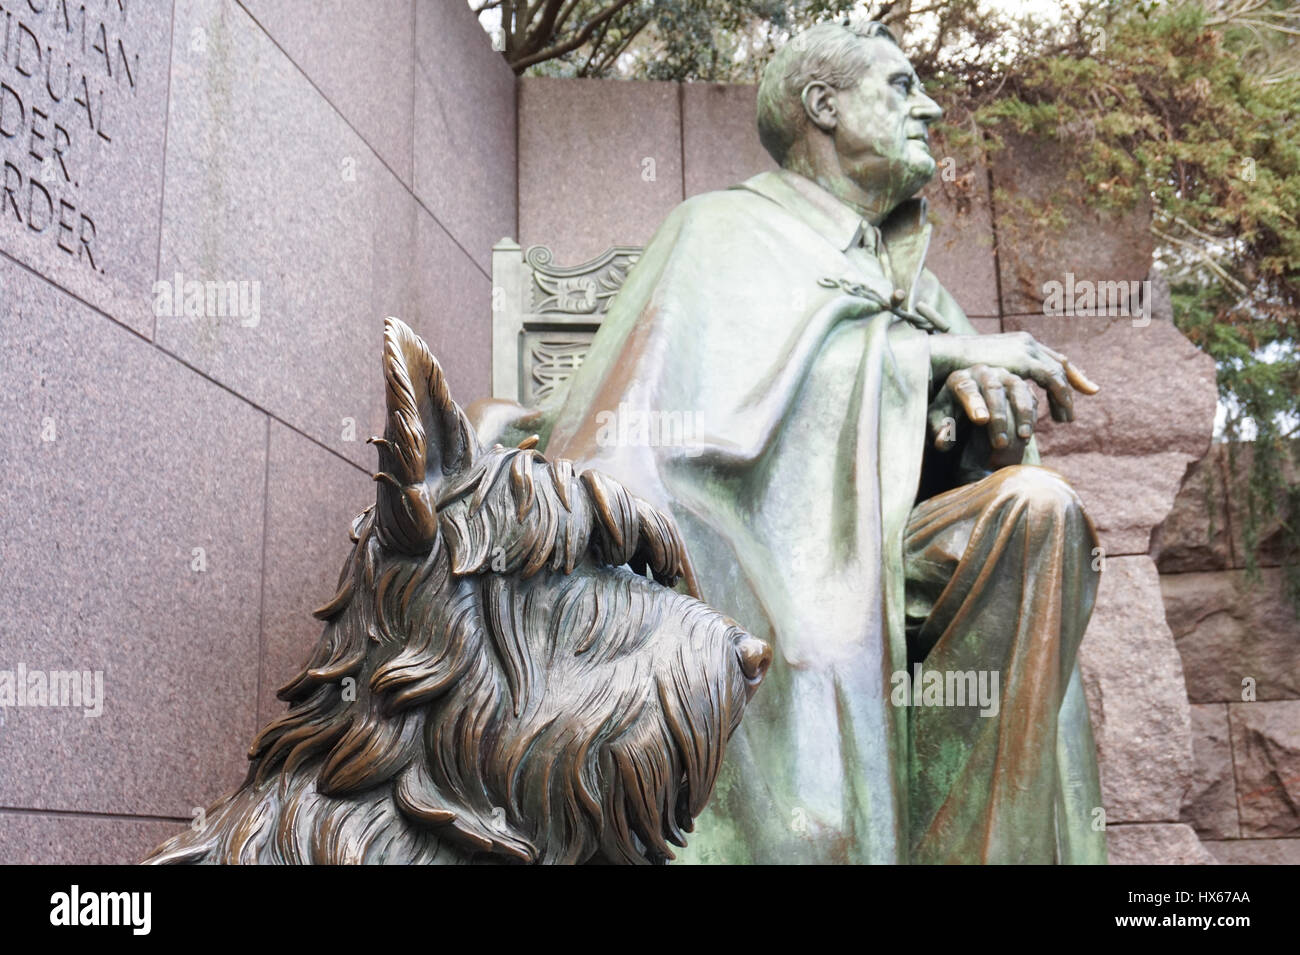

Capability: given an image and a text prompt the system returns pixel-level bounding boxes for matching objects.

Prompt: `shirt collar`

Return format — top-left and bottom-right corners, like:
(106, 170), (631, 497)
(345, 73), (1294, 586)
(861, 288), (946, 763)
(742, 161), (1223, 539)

(734, 169), (932, 296)
(735, 170), (875, 253)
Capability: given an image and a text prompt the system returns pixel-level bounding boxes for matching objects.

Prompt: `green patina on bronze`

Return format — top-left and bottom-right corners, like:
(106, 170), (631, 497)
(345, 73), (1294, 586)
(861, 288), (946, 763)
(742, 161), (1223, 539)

(529, 20), (1109, 864)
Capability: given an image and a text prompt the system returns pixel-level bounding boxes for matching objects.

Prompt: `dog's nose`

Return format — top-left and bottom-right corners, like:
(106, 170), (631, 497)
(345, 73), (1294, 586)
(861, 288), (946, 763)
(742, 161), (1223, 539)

(735, 634), (772, 683)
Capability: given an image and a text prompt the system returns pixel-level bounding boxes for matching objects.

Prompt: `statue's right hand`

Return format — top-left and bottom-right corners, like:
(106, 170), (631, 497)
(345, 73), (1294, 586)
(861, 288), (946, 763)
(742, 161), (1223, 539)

(928, 365), (1037, 452)
(929, 331), (1099, 422)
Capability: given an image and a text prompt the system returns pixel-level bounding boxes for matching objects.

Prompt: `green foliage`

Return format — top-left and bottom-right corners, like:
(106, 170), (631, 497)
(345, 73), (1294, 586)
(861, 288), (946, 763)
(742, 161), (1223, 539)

(477, 1), (864, 80)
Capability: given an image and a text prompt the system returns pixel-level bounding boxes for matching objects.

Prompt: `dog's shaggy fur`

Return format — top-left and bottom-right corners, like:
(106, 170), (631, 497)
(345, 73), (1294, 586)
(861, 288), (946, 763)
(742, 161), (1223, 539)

(144, 319), (767, 865)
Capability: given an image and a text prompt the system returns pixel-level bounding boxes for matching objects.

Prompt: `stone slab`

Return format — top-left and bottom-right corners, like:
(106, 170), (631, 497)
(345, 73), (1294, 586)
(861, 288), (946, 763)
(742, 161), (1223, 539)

(1154, 442), (1300, 574)
(1002, 315), (1217, 459)
(1151, 449), (1233, 573)
(0, 256), (265, 818)
(1203, 838), (1300, 865)
(1219, 444), (1300, 570)
(0, 0), (172, 336)
(1154, 441), (1294, 574)
(1078, 556), (1196, 823)
(0, 810), (185, 865)
(991, 132), (1154, 316)
(1107, 823), (1218, 864)
(243, 0), (415, 186)
(519, 77), (682, 263)
(1181, 703), (1240, 839)
(1044, 451), (1199, 556)
(414, 204), (492, 407)
(681, 82), (774, 198)
(1162, 568), (1300, 703)
(258, 421), (371, 727)
(156, 0), (489, 469)
(1229, 700), (1300, 838)
(413, 0), (515, 274)
(920, 138), (999, 318)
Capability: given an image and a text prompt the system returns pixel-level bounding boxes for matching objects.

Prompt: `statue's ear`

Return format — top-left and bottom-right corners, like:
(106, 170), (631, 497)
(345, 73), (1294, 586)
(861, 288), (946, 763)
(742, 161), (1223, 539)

(800, 80), (837, 132)
(369, 317), (477, 555)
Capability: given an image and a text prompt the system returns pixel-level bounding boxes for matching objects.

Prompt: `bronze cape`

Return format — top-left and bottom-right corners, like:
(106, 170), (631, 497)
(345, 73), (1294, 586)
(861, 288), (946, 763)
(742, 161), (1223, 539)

(543, 169), (1106, 864)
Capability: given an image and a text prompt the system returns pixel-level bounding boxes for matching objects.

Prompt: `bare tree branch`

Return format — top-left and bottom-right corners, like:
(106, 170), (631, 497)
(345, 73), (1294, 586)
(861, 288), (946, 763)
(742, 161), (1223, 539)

(1206, 0), (1275, 27)
(501, 0), (516, 57)
(1235, 17), (1300, 37)
(510, 0), (640, 72)
(553, 0), (585, 38)
(524, 0), (569, 56)
(585, 16), (643, 76)
(579, 13), (614, 76)
(1151, 224), (1251, 295)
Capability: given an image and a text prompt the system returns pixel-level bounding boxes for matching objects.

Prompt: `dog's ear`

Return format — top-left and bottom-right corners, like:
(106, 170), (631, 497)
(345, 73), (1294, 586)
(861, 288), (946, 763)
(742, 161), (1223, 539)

(369, 318), (477, 555)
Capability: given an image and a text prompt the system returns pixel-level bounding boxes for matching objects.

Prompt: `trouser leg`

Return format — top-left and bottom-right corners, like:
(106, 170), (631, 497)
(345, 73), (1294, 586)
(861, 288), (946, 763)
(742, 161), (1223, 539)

(902, 465), (1100, 864)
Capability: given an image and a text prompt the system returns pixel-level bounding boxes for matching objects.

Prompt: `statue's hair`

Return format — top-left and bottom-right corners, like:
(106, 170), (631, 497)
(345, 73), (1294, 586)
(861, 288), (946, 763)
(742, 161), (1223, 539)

(757, 20), (899, 166)
(143, 319), (763, 866)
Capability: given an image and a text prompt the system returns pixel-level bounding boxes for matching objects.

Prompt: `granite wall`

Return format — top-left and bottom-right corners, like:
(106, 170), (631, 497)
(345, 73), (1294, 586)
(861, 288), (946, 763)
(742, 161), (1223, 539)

(1155, 443), (1300, 864)
(0, 0), (514, 863)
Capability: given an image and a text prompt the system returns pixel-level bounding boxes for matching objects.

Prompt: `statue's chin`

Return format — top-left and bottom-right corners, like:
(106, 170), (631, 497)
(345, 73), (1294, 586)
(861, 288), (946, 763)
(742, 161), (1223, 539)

(903, 151), (937, 195)
(876, 157), (935, 211)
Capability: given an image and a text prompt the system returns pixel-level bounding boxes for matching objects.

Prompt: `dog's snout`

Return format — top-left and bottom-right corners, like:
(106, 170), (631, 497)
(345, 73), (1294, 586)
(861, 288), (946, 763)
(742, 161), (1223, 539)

(734, 633), (772, 684)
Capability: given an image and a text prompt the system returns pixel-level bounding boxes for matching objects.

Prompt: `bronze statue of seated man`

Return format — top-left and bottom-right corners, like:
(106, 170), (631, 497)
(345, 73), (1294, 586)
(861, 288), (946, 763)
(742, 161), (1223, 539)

(486, 20), (1106, 864)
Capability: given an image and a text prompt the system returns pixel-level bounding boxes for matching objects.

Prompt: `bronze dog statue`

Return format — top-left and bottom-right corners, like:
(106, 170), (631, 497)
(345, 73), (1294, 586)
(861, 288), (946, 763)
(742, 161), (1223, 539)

(144, 318), (769, 865)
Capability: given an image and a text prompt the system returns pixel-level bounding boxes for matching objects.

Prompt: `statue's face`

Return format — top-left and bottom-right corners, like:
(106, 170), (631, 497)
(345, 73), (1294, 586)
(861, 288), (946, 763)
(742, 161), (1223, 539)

(831, 38), (943, 210)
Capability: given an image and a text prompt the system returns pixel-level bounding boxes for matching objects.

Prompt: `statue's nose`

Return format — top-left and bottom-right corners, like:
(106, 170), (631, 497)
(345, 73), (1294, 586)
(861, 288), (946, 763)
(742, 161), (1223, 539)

(912, 93), (943, 123)
(735, 634), (772, 683)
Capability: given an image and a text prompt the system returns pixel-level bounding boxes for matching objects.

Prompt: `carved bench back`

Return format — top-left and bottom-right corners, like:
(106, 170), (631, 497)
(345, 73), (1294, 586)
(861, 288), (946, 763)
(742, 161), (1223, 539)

(491, 238), (642, 407)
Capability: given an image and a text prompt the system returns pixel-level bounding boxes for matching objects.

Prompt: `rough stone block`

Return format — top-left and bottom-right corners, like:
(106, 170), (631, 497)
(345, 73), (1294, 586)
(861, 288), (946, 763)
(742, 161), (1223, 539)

(1151, 450), (1233, 573)
(1162, 568), (1300, 703)
(1220, 445), (1299, 570)
(1154, 442), (1299, 574)
(992, 132), (1154, 316)
(1203, 838), (1300, 864)
(1180, 703), (1239, 839)
(1107, 823), (1218, 864)
(519, 77), (682, 263)
(1230, 701), (1300, 838)
(1046, 451), (1201, 557)
(1003, 315), (1217, 458)
(0, 257), (265, 818)
(920, 139), (999, 318)
(1078, 556), (1196, 823)
(0, 0), (172, 335)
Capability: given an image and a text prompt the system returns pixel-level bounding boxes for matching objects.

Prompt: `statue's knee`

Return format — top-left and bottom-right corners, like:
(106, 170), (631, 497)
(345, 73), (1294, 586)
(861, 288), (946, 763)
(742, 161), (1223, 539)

(992, 465), (1084, 522)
